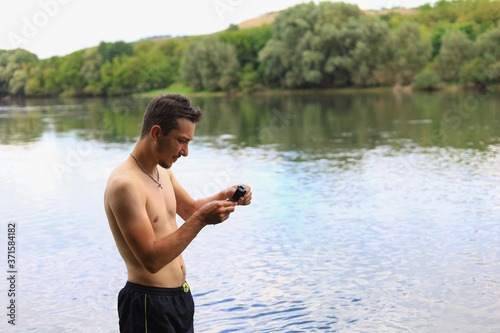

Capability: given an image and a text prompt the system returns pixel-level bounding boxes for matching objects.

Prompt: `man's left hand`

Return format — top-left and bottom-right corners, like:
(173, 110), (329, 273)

(225, 184), (252, 206)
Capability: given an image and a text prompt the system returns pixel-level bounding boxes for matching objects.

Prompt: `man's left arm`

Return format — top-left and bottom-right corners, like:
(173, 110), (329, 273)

(167, 170), (252, 221)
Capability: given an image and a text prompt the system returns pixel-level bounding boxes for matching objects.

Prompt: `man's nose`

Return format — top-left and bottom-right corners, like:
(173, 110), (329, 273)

(181, 145), (188, 157)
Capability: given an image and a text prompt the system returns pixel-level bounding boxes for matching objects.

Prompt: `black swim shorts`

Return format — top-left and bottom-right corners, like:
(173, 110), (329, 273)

(118, 281), (194, 333)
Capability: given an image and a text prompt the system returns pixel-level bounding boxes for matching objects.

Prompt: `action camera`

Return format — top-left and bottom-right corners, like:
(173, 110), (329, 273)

(231, 184), (247, 202)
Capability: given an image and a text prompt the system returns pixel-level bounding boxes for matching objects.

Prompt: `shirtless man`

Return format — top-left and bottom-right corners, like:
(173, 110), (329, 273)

(104, 94), (252, 333)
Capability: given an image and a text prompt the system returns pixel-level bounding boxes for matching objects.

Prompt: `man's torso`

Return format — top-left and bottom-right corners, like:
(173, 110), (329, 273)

(104, 160), (186, 288)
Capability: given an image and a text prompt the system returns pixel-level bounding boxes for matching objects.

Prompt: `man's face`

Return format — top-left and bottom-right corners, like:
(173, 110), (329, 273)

(156, 118), (195, 169)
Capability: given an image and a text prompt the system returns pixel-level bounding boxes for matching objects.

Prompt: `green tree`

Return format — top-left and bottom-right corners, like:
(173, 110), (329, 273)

(460, 57), (488, 86)
(265, 2), (321, 87)
(339, 15), (393, 86)
(466, 0), (500, 25)
(99, 60), (114, 94)
(98, 41), (133, 62)
(258, 39), (291, 87)
(461, 24), (500, 85)
(0, 63), (15, 94)
(8, 67), (28, 96)
(36, 56), (64, 95)
(182, 37), (240, 91)
(457, 22), (480, 41)
(412, 0), (499, 58)
(438, 28), (475, 81)
(6, 48), (38, 65)
(392, 21), (432, 85)
(414, 0), (500, 27)
(24, 60), (45, 96)
(475, 23), (500, 61)
(0, 49), (38, 96)
(133, 40), (153, 54)
(238, 63), (263, 92)
(313, 22), (351, 87)
(259, 2), (364, 88)
(57, 50), (85, 94)
(80, 47), (104, 95)
(155, 38), (191, 83)
(99, 55), (140, 95)
(135, 49), (175, 91)
(121, 40), (180, 94)
(25, 76), (42, 96)
(430, 24), (449, 59)
(219, 25), (272, 91)
(220, 26), (273, 68)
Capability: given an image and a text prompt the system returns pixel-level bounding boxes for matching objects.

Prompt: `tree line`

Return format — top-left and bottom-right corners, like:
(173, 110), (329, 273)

(1, 0), (499, 97)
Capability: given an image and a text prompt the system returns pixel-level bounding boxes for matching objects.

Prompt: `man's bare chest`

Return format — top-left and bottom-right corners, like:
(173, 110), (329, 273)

(144, 179), (177, 237)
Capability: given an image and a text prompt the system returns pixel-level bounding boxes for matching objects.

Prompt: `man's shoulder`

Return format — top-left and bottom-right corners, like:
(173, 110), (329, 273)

(161, 168), (180, 190)
(105, 163), (141, 199)
(162, 168), (174, 180)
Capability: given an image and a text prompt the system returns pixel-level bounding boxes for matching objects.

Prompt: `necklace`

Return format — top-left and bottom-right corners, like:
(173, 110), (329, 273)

(130, 153), (163, 189)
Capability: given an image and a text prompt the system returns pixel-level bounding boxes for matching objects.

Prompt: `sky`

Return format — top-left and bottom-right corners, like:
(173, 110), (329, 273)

(1, 0), (436, 59)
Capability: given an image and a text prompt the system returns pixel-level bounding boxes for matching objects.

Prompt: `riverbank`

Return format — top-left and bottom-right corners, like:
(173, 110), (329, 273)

(134, 82), (500, 99)
(1, 83), (498, 102)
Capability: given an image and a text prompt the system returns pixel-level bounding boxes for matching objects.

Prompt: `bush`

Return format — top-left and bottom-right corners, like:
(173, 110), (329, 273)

(460, 57), (488, 86)
(412, 70), (443, 90)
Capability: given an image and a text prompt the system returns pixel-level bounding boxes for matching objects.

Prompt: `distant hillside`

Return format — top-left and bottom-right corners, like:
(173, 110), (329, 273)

(363, 8), (420, 16)
(142, 35), (174, 42)
(237, 12), (280, 29)
(141, 8), (420, 41)
(235, 8), (420, 30)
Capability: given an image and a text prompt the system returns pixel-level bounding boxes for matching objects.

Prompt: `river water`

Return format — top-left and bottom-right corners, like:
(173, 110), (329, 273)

(1, 90), (499, 332)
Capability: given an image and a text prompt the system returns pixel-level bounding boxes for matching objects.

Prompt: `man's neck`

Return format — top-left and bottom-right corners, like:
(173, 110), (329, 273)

(130, 139), (157, 175)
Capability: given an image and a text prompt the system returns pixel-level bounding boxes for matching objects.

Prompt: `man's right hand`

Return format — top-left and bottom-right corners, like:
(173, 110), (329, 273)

(196, 200), (237, 225)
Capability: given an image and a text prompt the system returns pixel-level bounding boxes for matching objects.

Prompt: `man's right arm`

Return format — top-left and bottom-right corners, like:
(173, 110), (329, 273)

(107, 177), (235, 273)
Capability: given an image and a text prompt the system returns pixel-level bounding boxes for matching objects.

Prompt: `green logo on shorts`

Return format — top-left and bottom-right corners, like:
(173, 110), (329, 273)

(182, 282), (189, 293)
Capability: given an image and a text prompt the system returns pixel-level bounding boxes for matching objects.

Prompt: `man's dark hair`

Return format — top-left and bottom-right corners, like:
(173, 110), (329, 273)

(140, 94), (203, 138)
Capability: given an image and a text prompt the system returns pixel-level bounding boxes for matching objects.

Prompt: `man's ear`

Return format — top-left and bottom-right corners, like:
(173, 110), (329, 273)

(150, 125), (162, 142)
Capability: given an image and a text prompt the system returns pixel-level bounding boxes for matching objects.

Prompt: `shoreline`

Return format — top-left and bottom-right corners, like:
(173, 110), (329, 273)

(134, 84), (500, 99)
(2, 84), (499, 102)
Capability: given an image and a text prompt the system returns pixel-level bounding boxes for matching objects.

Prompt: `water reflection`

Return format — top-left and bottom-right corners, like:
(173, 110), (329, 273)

(1, 91), (499, 153)
(1, 91), (500, 332)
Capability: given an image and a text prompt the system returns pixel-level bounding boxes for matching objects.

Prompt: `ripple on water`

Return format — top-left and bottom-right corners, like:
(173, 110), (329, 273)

(3, 126), (500, 332)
